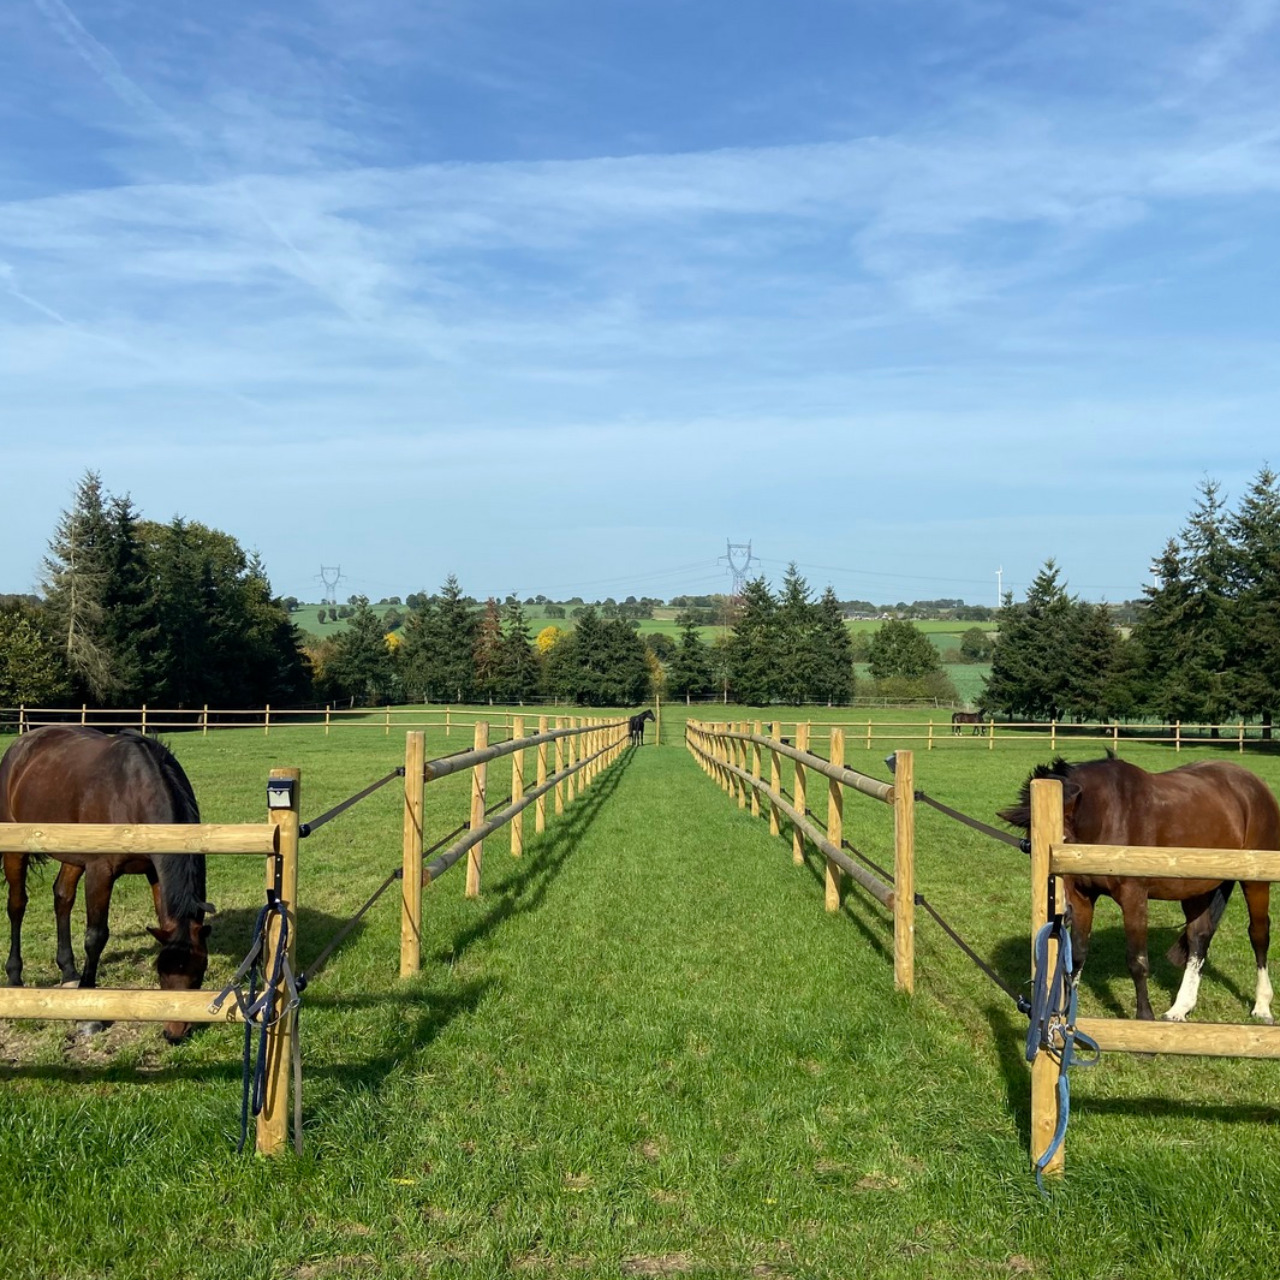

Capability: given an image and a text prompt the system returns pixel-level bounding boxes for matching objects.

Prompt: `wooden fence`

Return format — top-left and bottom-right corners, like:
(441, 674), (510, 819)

(1027, 776), (1280, 1179)
(750, 718), (1271, 754)
(0, 717), (632, 1156)
(0, 772), (300, 1157)
(684, 720), (915, 993)
(1, 701), (662, 745)
(398, 716), (630, 976)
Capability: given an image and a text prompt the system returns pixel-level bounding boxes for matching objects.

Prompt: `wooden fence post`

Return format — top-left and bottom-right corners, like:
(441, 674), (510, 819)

(511, 716), (525, 855)
(927, 719), (934, 751)
(751, 722), (762, 819)
(1175, 720), (1182, 753)
(1030, 776), (1065, 1179)
(259, 766), (301, 1156)
(1240, 721), (1246, 754)
(555, 718), (566, 815)
(324, 704), (331, 737)
(568, 719), (580, 804)
(446, 708), (451, 739)
(80, 703), (87, 725)
(988, 719), (995, 751)
(400, 731), (426, 977)
(769, 720), (782, 838)
(265, 704), (271, 737)
(536, 715), (549, 833)
(1050, 720), (1056, 753)
(893, 749), (915, 993)
(202, 704), (209, 737)
(826, 728), (844, 911)
(141, 704), (147, 735)
(655, 694), (662, 747)
(466, 722), (488, 898)
(793, 723), (809, 866)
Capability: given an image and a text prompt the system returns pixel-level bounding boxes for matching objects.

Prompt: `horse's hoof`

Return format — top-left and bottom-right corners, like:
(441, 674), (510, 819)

(1252, 1012), (1275, 1025)
(1162, 1010), (1188, 1023)
(75, 1020), (109, 1037)
(60, 979), (81, 989)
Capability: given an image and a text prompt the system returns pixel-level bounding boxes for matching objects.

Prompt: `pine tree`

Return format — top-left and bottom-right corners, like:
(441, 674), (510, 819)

(325, 596), (397, 704)
(811, 587), (855, 705)
(728, 577), (779, 704)
(435, 574), (478, 703)
(473, 598), (505, 703)
(1227, 466), (1280, 737)
(666, 613), (713, 701)
(1132, 481), (1236, 729)
(500, 596), (540, 704)
(41, 471), (115, 700)
(775, 563), (819, 703)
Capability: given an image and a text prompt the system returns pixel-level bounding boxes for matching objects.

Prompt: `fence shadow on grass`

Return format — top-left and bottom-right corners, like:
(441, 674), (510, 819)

(786, 836), (895, 966)
(430, 746), (634, 968)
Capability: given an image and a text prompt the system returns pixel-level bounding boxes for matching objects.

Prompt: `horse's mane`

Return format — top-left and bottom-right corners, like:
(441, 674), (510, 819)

(997, 753), (1116, 831)
(117, 730), (206, 918)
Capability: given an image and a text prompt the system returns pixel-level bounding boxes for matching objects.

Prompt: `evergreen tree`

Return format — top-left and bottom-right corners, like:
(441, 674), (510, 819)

(1227, 466), (1280, 737)
(983, 561), (1119, 721)
(434, 574), (478, 703)
(1131, 481), (1236, 728)
(500, 596), (540, 703)
(665, 613), (713, 701)
(775, 563), (819, 703)
(727, 577), (779, 704)
(98, 494), (156, 704)
(811, 587), (855, 705)
(41, 471), (115, 700)
(597, 617), (650, 705)
(398, 592), (439, 700)
(325, 596), (397, 704)
(473, 598), (505, 702)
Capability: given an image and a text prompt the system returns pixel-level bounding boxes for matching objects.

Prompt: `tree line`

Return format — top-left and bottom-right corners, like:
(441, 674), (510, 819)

(1, 474), (309, 710)
(983, 468), (1280, 732)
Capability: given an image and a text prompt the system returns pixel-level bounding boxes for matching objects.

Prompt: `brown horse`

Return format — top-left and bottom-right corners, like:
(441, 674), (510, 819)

(952, 710), (985, 735)
(1, 726), (213, 1041)
(1000, 755), (1278, 1023)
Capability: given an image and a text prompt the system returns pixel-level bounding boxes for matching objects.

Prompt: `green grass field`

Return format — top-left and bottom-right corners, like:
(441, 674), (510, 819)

(4, 709), (1279, 1278)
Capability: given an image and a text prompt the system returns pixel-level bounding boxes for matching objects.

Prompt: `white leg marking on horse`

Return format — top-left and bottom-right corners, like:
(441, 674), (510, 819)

(1164, 955), (1204, 1021)
(1252, 967), (1274, 1023)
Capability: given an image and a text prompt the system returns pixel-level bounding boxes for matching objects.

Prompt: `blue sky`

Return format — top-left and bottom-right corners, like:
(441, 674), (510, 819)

(2, 1), (1278, 607)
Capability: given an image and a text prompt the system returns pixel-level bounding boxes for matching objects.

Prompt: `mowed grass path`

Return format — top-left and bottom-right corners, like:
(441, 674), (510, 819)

(3, 723), (1280, 1278)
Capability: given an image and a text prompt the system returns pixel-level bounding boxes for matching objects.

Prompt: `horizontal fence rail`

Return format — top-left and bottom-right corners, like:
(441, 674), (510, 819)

(685, 720), (914, 991)
(1, 823), (279, 856)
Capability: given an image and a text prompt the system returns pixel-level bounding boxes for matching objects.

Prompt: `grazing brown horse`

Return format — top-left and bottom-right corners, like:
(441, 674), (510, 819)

(1000, 755), (1279, 1023)
(952, 710), (985, 735)
(1, 726), (213, 1041)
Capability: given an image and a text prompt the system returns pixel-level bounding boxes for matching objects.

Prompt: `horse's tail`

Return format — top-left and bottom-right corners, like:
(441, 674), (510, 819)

(1166, 883), (1235, 968)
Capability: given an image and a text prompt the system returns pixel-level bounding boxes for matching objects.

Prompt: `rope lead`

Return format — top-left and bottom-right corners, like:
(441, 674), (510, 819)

(1025, 919), (1100, 1194)
(208, 891), (302, 1153)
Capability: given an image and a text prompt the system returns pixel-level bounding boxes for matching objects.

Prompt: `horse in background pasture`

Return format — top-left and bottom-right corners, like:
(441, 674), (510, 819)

(629, 710), (655, 745)
(952, 710), (985, 735)
(0, 726), (214, 1041)
(1000, 754), (1279, 1023)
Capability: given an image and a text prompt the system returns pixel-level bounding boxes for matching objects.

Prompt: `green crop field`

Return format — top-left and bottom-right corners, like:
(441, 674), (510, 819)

(6, 708), (1276, 1279)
